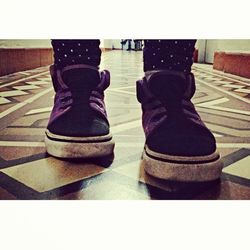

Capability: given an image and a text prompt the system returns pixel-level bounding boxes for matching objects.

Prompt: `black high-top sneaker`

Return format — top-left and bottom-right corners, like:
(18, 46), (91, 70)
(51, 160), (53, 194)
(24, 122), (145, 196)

(45, 64), (115, 158)
(137, 70), (223, 182)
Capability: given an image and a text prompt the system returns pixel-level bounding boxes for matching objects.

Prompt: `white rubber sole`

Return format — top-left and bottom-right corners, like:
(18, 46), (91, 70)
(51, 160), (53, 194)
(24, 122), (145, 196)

(143, 145), (223, 182)
(45, 129), (115, 158)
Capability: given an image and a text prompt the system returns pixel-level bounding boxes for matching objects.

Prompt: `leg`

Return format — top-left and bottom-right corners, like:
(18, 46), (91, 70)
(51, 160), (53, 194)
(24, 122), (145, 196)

(143, 39), (196, 72)
(45, 39), (114, 158)
(127, 40), (132, 51)
(137, 39), (222, 181)
(51, 39), (101, 68)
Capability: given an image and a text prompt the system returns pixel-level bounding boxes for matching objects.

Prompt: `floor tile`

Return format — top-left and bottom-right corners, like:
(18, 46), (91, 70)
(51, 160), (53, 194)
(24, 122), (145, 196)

(60, 181), (149, 200)
(1, 157), (108, 192)
(223, 156), (250, 179)
(0, 90), (27, 97)
(0, 97), (10, 105)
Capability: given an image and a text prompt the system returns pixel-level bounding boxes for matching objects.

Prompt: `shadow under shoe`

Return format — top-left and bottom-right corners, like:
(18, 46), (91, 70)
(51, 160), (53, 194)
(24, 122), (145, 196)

(45, 64), (115, 159)
(137, 70), (223, 182)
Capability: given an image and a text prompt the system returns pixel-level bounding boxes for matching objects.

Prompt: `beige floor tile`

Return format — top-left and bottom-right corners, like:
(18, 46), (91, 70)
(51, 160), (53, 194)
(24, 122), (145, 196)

(0, 97), (10, 105)
(1, 157), (108, 192)
(14, 85), (40, 90)
(0, 128), (45, 137)
(223, 156), (250, 179)
(0, 90), (27, 97)
(60, 181), (149, 200)
(0, 146), (46, 161)
(112, 160), (181, 192)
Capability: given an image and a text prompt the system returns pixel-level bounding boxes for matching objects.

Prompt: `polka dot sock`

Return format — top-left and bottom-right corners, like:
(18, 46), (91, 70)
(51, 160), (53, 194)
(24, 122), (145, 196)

(143, 39), (196, 73)
(51, 39), (196, 73)
(51, 39), (101, 68)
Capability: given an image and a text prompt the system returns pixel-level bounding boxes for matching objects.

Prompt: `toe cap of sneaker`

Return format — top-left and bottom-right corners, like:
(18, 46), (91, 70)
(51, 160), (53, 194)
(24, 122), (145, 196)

(147, 134), (216, 156)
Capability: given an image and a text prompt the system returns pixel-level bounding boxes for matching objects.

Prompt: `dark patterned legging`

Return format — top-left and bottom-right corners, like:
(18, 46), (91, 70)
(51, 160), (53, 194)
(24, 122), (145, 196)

(51, 39), (196, 73)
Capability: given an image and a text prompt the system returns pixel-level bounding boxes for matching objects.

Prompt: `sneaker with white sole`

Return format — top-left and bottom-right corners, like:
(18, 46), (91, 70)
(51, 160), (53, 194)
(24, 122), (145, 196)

(45, 64), (114, 158)
(137, 70), (223, 182)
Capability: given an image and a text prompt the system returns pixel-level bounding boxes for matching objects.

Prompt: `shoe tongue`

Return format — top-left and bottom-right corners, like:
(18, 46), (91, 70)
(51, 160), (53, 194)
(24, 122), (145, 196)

(146, 71), (188, 105)
(62, 68), (100, 93)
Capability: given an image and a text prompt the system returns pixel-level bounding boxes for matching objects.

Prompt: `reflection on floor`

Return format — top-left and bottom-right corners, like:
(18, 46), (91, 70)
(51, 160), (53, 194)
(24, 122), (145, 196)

(0, 50), (250, 200)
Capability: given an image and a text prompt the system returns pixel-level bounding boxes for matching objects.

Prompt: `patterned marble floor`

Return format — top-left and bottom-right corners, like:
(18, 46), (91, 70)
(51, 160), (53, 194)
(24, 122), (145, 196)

(0, 50), (249, 200)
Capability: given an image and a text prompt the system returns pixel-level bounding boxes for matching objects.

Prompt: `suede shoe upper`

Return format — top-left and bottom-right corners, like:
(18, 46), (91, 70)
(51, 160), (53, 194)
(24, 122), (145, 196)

(47, 64), (110, 137)
(136, 70), (216, 156)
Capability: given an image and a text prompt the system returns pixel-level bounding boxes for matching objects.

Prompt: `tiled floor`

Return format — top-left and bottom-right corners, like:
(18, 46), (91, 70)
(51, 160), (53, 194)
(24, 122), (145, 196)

(0, 50), (250, 200)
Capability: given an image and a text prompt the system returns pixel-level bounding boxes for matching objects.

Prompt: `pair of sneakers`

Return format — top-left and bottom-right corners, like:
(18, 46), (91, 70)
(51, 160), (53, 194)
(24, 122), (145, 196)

(45, 64), (223, 182)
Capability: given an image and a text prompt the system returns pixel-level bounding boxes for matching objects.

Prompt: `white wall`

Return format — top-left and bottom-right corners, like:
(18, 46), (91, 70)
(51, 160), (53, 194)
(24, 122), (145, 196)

(111, 39), (122, 49)
(101, 39), (122, 49)
(0, 39), (51, 48)
(0, 39), (121, 49)
(196, 40), (206, 63)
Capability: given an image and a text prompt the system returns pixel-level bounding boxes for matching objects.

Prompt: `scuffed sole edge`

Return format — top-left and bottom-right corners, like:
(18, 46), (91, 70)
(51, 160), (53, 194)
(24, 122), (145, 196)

(143, 151), (223, 182)
(45, 135), (115, 159)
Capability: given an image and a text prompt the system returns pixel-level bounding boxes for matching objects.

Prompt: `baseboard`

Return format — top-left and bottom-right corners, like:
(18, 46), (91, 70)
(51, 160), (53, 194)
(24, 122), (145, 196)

(193, 49), (198, 63)
(0, 47), (113, 77)
(101, 48), (113, 52)
(0, 48), (53, 76)
(0, 48), (53, 77)
(0, 47), (203, 77)
(213, 51), (250, 79)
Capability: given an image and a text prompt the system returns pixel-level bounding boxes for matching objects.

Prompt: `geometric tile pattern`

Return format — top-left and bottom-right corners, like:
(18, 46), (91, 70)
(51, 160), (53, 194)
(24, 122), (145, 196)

(0, 50), (250, 200)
